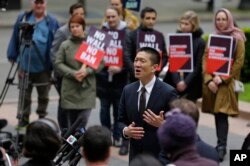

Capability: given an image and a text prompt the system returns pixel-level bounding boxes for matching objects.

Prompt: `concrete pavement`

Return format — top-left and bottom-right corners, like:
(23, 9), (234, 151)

(1, 91), (250, 166)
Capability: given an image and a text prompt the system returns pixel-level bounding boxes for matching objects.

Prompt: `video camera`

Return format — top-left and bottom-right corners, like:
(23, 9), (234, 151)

(0, 0), (8, 11)
(19, 22), (35, 43)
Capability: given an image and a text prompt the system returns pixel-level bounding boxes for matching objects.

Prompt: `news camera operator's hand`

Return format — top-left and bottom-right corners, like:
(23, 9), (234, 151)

(123, 122), (144, 140)
(143, 109), (165, 127)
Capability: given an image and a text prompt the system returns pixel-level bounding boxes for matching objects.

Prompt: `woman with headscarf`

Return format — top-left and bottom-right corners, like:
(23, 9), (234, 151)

(202, 8), (246, 162)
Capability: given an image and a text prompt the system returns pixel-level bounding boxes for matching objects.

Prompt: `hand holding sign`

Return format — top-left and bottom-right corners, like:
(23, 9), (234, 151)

(74, 64), (87, 82)
(206, 34), (234, 77)
(208, 81), (218, 94)
(108, 66), (122, 74)
(213, 75), (222, 85)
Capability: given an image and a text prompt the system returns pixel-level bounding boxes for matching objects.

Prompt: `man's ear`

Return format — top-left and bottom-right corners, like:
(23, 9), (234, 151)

(81, 147), (85, 158)
(108, 147), (112, 158)
(152, 64), (159, 72)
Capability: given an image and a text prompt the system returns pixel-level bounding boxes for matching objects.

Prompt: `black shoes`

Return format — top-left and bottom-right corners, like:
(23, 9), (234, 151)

(216, 146), (227, 162)
(16, 118), (29, 130)
(113, 138), (122, 147)
(119, 144), (129, 155)
(0, 119), (7, 130)
(119, 140), (129, 155)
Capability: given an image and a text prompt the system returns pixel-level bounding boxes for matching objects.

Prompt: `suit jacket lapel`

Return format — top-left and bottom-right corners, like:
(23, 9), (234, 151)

(147, 79), (162, 109)
(131, 81), (140, 112)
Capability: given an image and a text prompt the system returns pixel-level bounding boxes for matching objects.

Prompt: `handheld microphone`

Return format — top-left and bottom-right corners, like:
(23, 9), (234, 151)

(53, 118), (86, 166)
(62, 117), (83, 139)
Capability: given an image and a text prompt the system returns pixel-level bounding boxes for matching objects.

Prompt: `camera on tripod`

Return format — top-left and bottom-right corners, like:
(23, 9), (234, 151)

(0, 0), (8, 11)
(19, 22), (35, 43)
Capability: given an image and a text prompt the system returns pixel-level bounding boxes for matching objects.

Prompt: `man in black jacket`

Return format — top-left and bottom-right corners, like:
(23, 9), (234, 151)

(119, 7), (168, 155)
(123, 7), (167, 83)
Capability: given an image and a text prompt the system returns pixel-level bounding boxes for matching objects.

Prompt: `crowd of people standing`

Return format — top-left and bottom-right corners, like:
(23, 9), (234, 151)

(0, 0), (247, 165)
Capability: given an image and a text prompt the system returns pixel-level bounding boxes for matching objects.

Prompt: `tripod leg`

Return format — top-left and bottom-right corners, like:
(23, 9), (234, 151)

(16, 72), (32, 129)
(0, 63), (19, 106)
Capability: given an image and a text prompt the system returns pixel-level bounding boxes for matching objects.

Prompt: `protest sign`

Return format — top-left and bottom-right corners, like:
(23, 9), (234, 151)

(122, 0), (142, 12)
(103, 29), (125, 67)
(206, 34), (234, 76)
(75, 26), (112, 69)
(168, 33), (193, 72)
(137, 30), (164, 70)
(75, 42), (105, 70)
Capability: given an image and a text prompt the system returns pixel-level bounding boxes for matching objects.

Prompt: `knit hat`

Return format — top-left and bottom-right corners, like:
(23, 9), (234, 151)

(157, 109), (196, 152)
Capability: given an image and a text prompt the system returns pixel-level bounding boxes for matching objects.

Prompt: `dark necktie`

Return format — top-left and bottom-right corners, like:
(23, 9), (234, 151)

(139, 87), (146, 117)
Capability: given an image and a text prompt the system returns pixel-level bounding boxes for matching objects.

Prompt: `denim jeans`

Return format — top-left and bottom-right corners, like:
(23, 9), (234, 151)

(100, 97), (121, 140)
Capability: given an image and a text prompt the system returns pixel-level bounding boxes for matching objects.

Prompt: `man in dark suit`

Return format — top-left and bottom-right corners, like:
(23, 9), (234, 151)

(118, 47), (177, 162)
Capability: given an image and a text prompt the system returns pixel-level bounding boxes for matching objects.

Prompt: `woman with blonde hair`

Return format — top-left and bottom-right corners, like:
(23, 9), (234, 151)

(168, 10), (205, 102)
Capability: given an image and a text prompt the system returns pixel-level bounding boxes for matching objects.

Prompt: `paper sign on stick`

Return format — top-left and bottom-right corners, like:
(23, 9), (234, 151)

(168, 33), (193, 72)
(75, 42), (105, 70)
(206, 34), (234, 76)
(137, 31), (164, 71)
(122, 0), (142, 12)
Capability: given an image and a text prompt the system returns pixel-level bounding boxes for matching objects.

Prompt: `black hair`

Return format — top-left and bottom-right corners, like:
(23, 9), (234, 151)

(69, 3), (84, 15)
(137, 47), (160, 65)
(140, 7), (157, 19)
(23, 118), (61, 160)
(82, 125), (112, 162)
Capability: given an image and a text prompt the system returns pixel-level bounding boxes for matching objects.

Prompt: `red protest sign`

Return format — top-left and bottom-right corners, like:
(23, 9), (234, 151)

(104, 47), (123, 67)
(168, 33), (193, 72)
(206, 35), (234, 76)
(75, 42), (105, 70)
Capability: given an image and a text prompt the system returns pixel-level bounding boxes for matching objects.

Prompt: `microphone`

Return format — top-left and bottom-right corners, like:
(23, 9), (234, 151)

(62, 117), (84, 139)
(53, 119), (86, 166)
